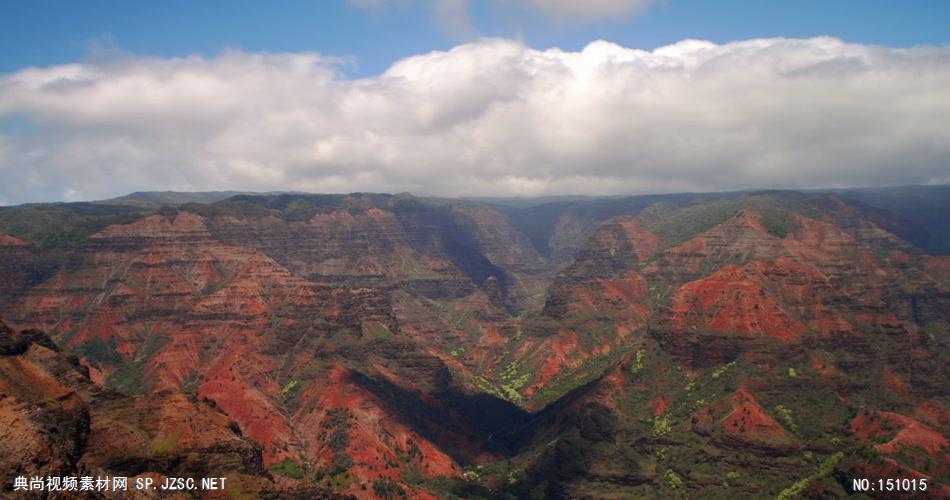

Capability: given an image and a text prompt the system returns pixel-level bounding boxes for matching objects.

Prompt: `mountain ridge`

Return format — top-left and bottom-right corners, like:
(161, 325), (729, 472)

(0, 185), (948, 497)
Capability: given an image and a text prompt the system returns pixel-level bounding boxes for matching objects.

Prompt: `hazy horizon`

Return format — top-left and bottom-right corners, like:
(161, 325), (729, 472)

(2, 181), (949, 207)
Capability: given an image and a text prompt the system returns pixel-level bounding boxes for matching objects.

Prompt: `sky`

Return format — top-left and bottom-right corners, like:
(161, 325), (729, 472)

(1, 0), (949, 204)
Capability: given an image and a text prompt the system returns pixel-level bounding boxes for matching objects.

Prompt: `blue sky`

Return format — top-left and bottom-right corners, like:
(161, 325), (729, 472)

(3, 0), (950, 77)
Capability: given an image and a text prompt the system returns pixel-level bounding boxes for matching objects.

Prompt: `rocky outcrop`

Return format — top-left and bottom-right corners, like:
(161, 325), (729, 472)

(0, 319), (304, 495)
(848, 409), (949, 491)
(81, 390), (266, 478)
(690, 389), (799, 451)
(502, 218), (661, 406)
(671, 264), (806, 342)
(645, 211), (785, 283)
(202, 200), (542, 306)
(541, 217), (659, 321)
(0, 321), (90, 483)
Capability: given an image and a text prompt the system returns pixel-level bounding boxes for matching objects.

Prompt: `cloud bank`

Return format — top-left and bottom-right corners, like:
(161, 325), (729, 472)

(1, 37), (949, 204)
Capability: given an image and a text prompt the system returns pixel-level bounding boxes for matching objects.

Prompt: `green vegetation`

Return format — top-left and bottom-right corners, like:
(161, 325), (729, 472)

(530, 341), (637, 407)
(512, 328), (524, 342)
(665, 469), (684, 491)
(200, 280), (225, 297)
(762, 216), (789, 238)
(107, 191), (250, 207)
(499, 359), (531, 402)
(330, 453), (354, 474)
(470, 374), (525, 408)
(648, 285), (665, 305)
(0, 203), (149, 250)
(281, 379), (301, 398)
(328, 428), (350, 452)
(776, 452), (844, 500)
(632, 349), (645, 374)
(361, 320), (395, 339)
(462, 469), (481, 482)
(267, 458), (304, 480)
(322, 407), (354, 475)
(326, 470), (354, 493)
(640, 192), (819, 246)
(397, 439), (422, 464)
(177, 192), (441, 222)
(151, 432), (180, 454)
(371, 478), (406, 499)
(773, 405), (798, 433)
(652, 415), (673, 438)
(711, 360), (736, 379)
(324, 407), (353, 429)
(78, 337), (121, 365)
(106, 335), (168, 395)
(924, 321), (950, 358)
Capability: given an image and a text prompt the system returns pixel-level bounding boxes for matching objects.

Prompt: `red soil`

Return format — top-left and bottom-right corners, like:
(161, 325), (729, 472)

(784, 217), (858, 265)
(809, 354), (834, 376)
(0, 234), (28, 246)
(291, 365), (462, 497)
(851, 410), (948, 456)
(914, 401), (950, 429)
(884, 368), (911, 394)
(672, 264), (806, 341)
(649, 396), (669, 416)
(536, 331), (584, 381)
(721, 389), (786, 438)
(615, 218), (662, 261)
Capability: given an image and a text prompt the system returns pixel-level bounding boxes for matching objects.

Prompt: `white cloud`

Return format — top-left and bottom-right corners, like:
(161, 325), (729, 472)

(1, 37), (949, 204)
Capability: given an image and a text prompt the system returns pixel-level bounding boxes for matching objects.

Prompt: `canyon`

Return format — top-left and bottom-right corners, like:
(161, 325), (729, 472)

(0, 187), (948, 498)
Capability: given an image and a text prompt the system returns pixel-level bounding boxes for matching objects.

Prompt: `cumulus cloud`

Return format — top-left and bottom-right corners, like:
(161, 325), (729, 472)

(1, 37), (949, 204)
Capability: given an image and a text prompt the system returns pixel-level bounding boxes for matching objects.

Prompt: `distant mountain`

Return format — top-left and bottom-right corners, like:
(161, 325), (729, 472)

(0, 186), (948, 497)
(462, 195), (607, 208)
(817, 185), (950, 255)
(104, 190), (302, 207)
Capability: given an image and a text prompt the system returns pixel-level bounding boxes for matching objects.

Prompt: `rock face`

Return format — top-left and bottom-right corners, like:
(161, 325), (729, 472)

(1, 197), (528, 497)
(647, 211), (786, 282)
(201, 197), (542, 304)
(1, 190), (949, 498)
(0, 320), (89, 483)
(0, 319), (299, 497)
(0, 234), (31, 308)
(690, 388), (799, 450)
(671, 263), (807, 342)
(506, 218), (661, 407)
